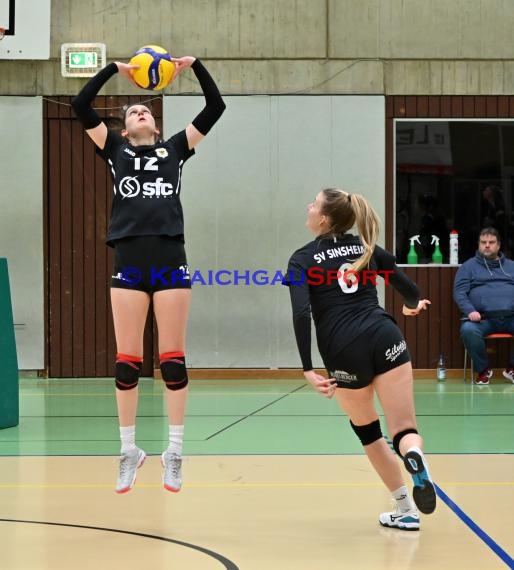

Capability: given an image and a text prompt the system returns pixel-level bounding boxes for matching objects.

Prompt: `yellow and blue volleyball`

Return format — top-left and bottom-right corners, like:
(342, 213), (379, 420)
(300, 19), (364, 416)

(129, 45), (175, 91)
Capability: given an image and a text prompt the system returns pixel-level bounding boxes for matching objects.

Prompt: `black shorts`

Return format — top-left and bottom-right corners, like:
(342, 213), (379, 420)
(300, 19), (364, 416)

(325, 318), (411, 389)
(111, 236), (191, 293)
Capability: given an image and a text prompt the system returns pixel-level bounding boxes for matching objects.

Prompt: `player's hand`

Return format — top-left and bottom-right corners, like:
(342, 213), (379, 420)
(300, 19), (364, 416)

(468, 311), (482, 322)
(170, 56), (196, 80)
(303, 370), (337, 398)
(402, 299), (431, 316)
(115, 62), (140, 85)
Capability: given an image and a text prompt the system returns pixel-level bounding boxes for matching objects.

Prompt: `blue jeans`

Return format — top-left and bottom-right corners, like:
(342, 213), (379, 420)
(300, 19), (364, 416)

(460, 317), (514, 373)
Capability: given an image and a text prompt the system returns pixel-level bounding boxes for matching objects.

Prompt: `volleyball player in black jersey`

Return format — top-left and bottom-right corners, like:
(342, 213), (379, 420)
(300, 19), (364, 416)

(72, 56), (225, 493)
(284, 188), (436, 531)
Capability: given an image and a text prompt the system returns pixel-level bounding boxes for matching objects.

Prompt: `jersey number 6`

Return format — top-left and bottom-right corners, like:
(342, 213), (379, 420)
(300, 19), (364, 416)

(338, 262), (358, 294)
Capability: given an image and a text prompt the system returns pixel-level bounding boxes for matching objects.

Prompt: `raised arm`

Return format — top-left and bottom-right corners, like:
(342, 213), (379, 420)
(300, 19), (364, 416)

(71, 61), (137, 149)
(172, 57), (226, 150)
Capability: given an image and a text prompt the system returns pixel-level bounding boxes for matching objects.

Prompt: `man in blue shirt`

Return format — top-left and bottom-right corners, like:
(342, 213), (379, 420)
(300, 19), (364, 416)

(453, 227), (514, 384)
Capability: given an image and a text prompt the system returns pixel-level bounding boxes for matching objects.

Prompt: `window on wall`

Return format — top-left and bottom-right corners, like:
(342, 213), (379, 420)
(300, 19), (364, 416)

(395, 120), (514, 264)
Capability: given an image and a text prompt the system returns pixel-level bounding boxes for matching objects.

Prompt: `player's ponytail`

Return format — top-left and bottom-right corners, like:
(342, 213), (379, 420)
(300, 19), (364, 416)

(320, 188), (380, 272)
(348, 193), (380, 272)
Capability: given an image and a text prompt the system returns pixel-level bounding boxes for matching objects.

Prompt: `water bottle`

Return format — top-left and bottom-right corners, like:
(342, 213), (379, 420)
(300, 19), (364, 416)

(449, 230), (459, 265)
(436, 354), (446, 382)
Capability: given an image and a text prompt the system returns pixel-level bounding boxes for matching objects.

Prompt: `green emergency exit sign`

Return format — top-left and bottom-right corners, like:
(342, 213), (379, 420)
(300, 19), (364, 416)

(69, 51), (97, 68)
(61, 43), (106, 77)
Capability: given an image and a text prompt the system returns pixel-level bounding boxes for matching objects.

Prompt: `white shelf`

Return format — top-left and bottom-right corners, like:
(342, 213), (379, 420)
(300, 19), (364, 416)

(397, 264), (461, 267)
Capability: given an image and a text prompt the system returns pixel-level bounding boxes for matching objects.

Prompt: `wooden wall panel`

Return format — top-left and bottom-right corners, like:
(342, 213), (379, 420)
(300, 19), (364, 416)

(428, 97), (440, 117)
(498, 96), (509, 117)
(440, 96), (452, 117)
(462, 96), (475, 117)
(387, 267), (461, 368)
(82, 127), (97, 377)
(44, 96), (160, 377)
(417, 96), (429, 117)
(385, 95), (514, 369)
(450, 97), (463, 116)
(47, 120), (61, 375)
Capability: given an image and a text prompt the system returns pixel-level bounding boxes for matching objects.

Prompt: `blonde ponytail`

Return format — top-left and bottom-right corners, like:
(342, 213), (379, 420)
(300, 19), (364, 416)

(349, 193), (380, 272)
(320, 188), (381, 271)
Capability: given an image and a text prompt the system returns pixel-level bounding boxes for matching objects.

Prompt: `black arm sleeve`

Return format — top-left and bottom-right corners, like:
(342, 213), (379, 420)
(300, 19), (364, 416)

(388, 269), (420, 309)
(71, 62), (118, 129)
(288, 283), (313, 371)
(375, 246), (420, 309)
(190, 59), (226, 135)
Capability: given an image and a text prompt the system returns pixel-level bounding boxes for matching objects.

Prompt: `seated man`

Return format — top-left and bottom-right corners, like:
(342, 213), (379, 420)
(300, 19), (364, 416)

(453, 227), (514, 384)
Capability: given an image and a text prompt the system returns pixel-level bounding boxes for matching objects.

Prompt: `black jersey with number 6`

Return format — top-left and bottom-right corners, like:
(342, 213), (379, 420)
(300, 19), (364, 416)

(96, 129), (195, 247)
(284, 234), (419, 370)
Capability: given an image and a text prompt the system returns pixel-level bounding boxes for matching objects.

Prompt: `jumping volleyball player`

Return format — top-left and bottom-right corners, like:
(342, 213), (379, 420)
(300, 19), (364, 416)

(72, 56), (225, 493)
(284, 188), (436, 530)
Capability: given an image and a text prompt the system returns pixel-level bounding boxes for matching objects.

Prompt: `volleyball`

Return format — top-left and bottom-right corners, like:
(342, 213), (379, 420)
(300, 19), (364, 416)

(129, 45), (175, 91)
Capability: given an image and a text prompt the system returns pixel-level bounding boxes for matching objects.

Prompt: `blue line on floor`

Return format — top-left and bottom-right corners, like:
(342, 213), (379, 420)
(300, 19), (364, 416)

(435, 483), (513, 569)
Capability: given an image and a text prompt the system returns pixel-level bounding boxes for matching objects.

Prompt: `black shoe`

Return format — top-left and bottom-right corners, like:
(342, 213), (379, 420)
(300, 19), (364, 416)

(403, 447), (436, 514)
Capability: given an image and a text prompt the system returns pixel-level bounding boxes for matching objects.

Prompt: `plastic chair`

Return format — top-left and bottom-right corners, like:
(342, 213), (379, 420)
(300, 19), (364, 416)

(463, 333), (514, 382)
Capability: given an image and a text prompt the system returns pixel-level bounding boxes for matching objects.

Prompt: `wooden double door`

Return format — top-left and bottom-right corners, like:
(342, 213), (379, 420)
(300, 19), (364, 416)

(44, 95), (163, 377)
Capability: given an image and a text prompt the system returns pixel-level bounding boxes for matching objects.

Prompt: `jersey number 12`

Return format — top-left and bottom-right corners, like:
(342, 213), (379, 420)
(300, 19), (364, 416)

(133, 157), (158, 171)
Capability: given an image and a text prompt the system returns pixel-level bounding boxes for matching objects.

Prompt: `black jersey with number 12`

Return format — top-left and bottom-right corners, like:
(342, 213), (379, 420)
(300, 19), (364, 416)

(96, 129), (195, 247)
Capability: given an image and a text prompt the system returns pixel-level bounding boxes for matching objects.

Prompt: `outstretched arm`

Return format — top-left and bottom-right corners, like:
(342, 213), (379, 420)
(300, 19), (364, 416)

(386, 268), (431, 316)
(374, 245), (430, 316)
(172, 56), (226, 150)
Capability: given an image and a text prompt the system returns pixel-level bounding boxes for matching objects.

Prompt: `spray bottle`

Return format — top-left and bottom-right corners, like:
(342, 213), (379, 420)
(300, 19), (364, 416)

(449, 230), (459, 265)
(431, 235), (443, 263)
(407, 235), (421, 264)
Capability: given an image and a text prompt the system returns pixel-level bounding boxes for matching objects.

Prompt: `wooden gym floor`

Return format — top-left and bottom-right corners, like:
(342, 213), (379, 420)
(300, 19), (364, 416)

(0, 377), (513, 569)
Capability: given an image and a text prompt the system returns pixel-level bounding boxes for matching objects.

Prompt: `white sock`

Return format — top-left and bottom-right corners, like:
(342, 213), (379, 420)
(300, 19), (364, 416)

(166, 425), (184, 456)
(120, 425), (136, 454)
(392, 485), (415, 512)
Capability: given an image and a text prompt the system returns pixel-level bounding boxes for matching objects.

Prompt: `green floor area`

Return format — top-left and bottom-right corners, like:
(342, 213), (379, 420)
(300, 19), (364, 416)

(1, 377), (513, 456)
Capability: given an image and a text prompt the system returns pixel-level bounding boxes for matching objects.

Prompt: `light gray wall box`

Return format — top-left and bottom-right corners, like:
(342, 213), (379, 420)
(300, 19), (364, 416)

(165, 95), (385, 367)
(0, 97), (44, 369)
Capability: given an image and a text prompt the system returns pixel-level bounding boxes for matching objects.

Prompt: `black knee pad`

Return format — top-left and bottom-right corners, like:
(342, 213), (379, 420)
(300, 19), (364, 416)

(392, 428), (419, 458)
(160, 352), (189, 391)
(350, 419), (383, 446)
(115, 356), (142, 391)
